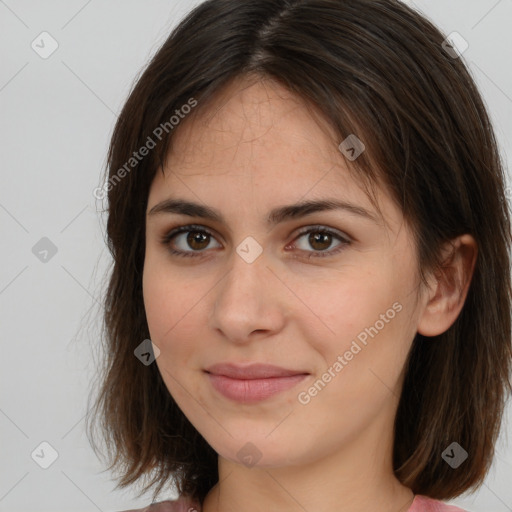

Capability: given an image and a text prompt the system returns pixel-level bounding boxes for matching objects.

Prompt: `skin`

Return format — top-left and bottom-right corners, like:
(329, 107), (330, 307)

(142, 75), (477, 512)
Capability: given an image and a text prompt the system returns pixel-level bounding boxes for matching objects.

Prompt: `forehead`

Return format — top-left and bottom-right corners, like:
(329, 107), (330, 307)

(148, 76), (400, 234)
(169, 77), (343, 172)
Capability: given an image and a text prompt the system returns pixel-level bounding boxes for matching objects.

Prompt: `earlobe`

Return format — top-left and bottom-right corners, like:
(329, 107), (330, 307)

(417, 234), (478, 337)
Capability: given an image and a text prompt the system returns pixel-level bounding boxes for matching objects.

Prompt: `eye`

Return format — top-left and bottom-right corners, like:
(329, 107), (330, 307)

(288, 225), (351, 258)
(160, 224), (351, 259)
(161, 224), (221, 258)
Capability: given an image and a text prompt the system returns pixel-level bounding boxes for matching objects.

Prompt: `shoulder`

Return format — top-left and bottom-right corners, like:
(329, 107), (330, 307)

(117, 497), (201, 512)
(409, 494), (469, 512)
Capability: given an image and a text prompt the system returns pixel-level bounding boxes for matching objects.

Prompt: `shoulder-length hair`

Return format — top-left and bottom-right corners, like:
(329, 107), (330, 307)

(87, 0), (512, 505)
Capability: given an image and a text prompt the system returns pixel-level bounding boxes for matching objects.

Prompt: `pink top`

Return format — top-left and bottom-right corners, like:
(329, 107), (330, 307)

(119, 494), (469, 511)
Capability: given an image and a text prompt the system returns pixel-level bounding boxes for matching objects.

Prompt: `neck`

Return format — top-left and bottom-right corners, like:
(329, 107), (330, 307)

(201, 410), (414, 512)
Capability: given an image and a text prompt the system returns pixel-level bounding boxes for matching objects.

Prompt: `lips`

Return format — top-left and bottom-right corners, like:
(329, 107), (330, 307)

(204, 362), (310, 403)
(205, 362), (309, 379)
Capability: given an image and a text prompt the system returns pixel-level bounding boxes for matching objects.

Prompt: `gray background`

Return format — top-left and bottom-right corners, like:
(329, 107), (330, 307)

(1, 1), (511, 511)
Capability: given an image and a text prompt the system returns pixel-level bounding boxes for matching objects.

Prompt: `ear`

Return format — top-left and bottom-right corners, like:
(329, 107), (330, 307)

(417, 234), (478, 337)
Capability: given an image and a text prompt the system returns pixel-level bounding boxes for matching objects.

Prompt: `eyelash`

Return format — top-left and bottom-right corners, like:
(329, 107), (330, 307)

(160, 224), (351, 259)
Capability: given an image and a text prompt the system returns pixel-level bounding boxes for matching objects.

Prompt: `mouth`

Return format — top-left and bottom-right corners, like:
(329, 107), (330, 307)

(205, 362), (309, 379)
(204, 362), (310, 403)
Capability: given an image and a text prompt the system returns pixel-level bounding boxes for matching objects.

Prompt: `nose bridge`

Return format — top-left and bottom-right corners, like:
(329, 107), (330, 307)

(218, 245), (268, 311)
(210, 245), (283, 341)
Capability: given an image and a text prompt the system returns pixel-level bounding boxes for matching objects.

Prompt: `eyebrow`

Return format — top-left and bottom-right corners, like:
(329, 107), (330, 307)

(147, 198), (383, 226)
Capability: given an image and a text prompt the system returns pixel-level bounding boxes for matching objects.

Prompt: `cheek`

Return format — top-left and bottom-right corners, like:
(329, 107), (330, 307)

(143, 266), (171, 343)
(143, 266), (199, 404)
(299, 268), (412, 395)
(296, 268), (398, 351)
(143, 259), (189, 351)
(142, 259), (209, 376)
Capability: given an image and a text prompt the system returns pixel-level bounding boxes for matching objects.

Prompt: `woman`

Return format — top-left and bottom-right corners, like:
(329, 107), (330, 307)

(87, 1), (512, 511)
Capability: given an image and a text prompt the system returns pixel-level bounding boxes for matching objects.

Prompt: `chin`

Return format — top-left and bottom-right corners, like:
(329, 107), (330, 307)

(205, 431), (310, 469)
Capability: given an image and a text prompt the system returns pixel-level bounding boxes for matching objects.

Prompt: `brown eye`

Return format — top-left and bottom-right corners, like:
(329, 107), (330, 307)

(291, 226), (351, 258)
(162, 225), (221, 257)
(162, 224), (350, 259)
(308, 232), (333, 251)
(186, 231), (210, 250)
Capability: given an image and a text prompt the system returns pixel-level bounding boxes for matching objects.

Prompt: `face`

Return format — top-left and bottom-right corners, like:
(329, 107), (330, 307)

(143, 76), (425, 469)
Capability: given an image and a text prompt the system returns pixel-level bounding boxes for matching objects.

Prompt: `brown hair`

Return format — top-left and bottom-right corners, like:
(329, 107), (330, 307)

(86, 0), (512, 505)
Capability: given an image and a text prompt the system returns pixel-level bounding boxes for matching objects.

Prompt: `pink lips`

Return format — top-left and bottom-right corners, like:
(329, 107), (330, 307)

(204, 363), (309, 403)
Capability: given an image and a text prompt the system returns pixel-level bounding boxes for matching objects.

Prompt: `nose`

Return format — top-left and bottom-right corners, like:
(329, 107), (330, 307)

(209, 247), (286, 344)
